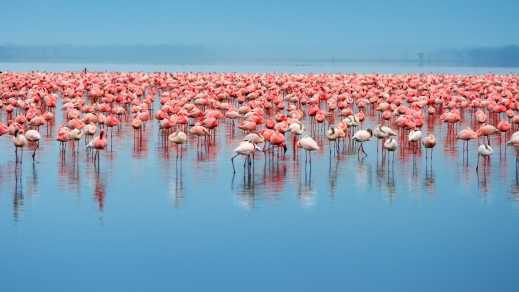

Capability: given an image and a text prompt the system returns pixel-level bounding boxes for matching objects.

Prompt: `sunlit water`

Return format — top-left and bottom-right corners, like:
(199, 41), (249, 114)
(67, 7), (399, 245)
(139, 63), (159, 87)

(1, 63), (519, 292)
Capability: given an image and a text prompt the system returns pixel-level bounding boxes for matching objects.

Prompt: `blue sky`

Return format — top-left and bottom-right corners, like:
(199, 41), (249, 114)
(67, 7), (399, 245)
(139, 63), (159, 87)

(2, 0), (518, 58)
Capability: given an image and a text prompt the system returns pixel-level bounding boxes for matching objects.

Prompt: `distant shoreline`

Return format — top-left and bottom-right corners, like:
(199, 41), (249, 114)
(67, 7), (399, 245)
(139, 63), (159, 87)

(1, 45), (518, 68)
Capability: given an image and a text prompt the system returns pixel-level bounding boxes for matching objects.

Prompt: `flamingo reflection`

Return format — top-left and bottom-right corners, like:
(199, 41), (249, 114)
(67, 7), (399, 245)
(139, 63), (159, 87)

(13, 164), (23, 221)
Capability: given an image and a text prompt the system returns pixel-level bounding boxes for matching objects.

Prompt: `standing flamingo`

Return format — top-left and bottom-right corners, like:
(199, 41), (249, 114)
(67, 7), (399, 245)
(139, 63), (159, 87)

(352, 129), (372, 158)
(476, 144), (493, 173)
(169, 131), (187, 159)
(84, 123), (97, 144)
(456, 127), (478, 160)
(408, 128), (422, 154)
(476, 124), (497, 146)
(296, 136), (320, 166)
(326, 127), (339, 154)
(383, 137), (398, 164)
(89, 129), (107, 166)
(422, 134), (437, 163)
(13, 129), (28, 163)
(68, 128), (83, 153)
(231, 141), (260, 173)
(25, 129), (41, 161)
(373, 124), (397, 155)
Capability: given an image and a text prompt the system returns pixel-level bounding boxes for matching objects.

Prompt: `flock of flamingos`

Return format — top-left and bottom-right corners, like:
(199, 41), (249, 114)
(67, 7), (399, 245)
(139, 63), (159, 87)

(1, 71), (519, 178)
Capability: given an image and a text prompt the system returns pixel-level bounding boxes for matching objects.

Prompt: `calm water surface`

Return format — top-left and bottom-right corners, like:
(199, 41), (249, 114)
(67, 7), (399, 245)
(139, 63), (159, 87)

(1, 63), (519, 292)
(3, 61), (519, 74)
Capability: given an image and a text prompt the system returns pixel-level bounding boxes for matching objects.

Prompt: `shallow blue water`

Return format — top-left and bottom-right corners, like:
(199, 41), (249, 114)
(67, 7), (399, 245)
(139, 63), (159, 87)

(1, 65), (519, 292)
(2, 61), (519, 74)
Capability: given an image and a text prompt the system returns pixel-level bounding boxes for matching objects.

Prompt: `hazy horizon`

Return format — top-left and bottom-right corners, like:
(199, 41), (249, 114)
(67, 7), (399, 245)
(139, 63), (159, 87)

(3, 0), (519, 60)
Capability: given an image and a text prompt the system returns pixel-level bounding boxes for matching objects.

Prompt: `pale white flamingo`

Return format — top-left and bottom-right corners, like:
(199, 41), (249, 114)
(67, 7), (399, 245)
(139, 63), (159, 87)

(25, 129), (41, 161)
(476, 144), (493, 173)
(352, 129), (372, 158)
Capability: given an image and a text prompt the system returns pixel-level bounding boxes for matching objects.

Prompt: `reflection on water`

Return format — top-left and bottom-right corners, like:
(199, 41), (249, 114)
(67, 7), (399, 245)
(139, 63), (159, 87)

(1, 74), (519, 292)
(297, 164), (315, 208)
(93, 171), (106, 212)
(13, 164), (24, 222)
(424, 168), (436, 194)
(169, 161), (185, 208)
(0, 104), (519, 220)
(328, 159), (340, 199)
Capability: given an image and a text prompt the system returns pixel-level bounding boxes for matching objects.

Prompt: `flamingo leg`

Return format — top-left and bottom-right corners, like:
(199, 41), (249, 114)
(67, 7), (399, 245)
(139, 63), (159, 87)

(230, 153), (238, 173)
(361, 143), (367, 157)
(32, 141), (39, 161)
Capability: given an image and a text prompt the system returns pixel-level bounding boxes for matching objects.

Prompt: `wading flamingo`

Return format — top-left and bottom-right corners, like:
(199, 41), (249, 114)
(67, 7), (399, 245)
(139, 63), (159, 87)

(352, 128), (372, 158)
(296, 136), (320, 166)
(476, 144), (493, 173)
(13, 129), (28, 163)
(25, 129), (41, 161)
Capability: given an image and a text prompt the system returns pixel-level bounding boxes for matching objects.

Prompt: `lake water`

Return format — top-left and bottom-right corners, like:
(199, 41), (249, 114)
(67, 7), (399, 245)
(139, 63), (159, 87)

(1, 63), (519, 292)
(3, 61), (519, 74)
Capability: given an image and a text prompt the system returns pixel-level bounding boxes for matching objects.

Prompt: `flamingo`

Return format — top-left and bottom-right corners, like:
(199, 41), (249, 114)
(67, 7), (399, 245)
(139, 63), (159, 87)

(68, 128), (83, 152)
(243, 133), (265, 146)
(289, 121), (305, 154)
(352, 128), (372, 158)
(269, 131), (287, 157)
(189, 125), (210, 146)
(383, 137), (398, 164)
(168, 131), (187, 159)
(56, 126), (70, 152)
(289, 121), (304, 135)
(408, 128), (422, 153)
(231, 141), (260, 173)
(476, 124), (498, 146)
(89, 129), (107, 165)
(84, 123), (97, 144)
(132, 116), (143, 138)
(373, 124), (397, 139)
(25, 129), (41, 161)
(373, 124), (396, 145)
(422, 134), (437, 163)
(476, 144), (493, 173)
(0, 123), (9, 136)
(296, 136), (320, 166)
(326, 127), (339, 154)
(457, 127), (478, 158)
(13, 129), (28, 163)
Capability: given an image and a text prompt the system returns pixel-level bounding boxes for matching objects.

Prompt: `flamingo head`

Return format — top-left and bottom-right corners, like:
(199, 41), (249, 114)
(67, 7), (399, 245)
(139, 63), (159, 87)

(254, 144), (264, 152)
